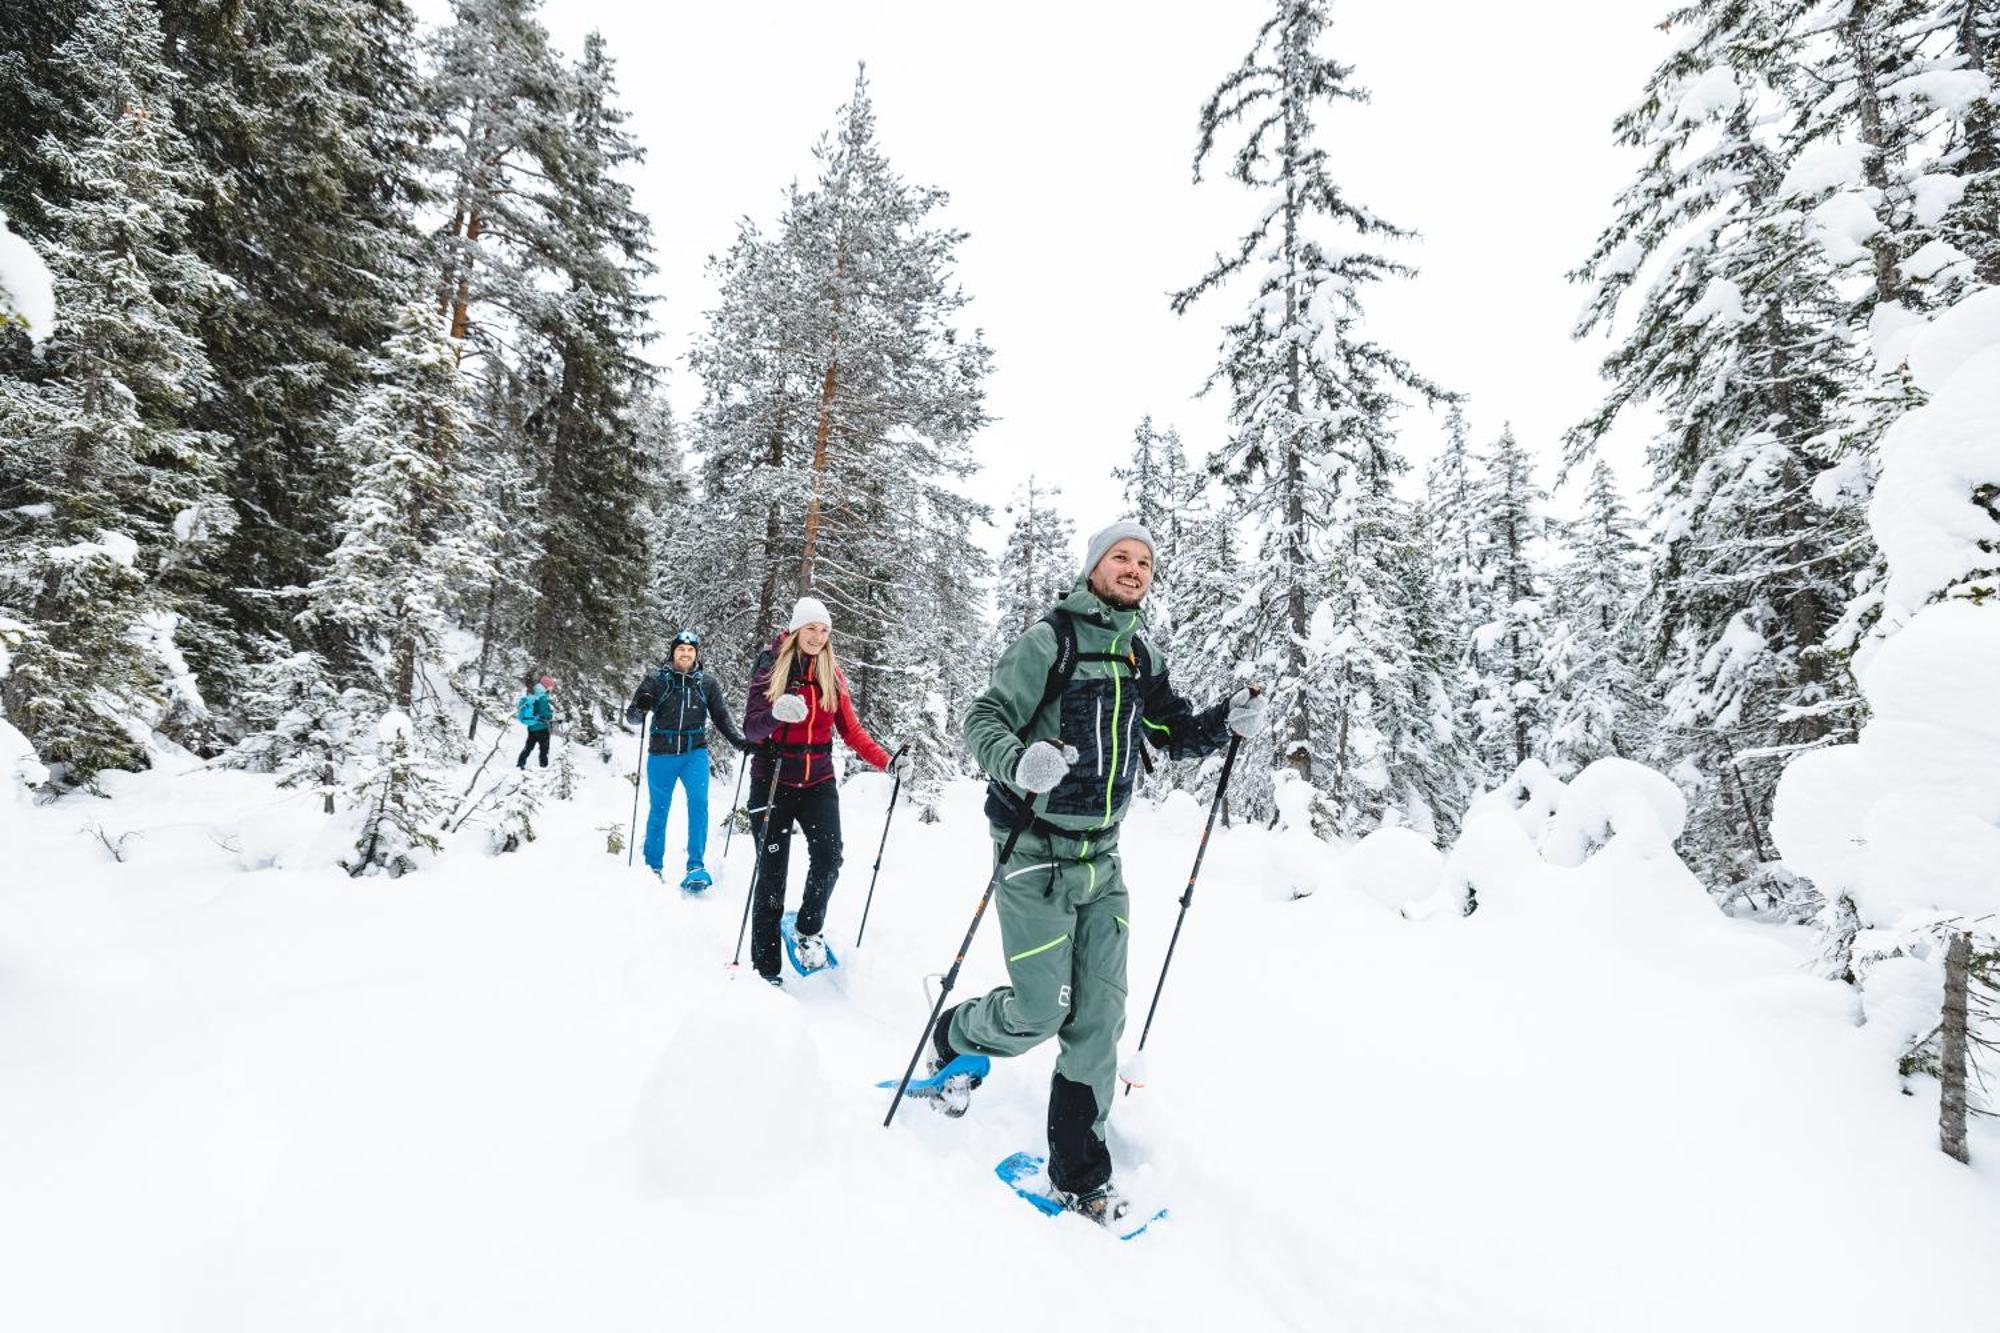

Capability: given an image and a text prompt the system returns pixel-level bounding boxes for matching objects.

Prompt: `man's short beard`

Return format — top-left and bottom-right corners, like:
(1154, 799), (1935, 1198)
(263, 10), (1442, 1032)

(1091, 579), (1146, 610)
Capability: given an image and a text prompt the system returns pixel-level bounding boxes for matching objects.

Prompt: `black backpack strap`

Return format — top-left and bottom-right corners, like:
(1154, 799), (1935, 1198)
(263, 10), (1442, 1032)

(1021, 608), (1080, 742)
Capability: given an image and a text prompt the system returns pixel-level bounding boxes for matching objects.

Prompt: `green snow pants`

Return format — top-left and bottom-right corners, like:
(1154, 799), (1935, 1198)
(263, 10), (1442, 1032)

(948, 823), (1129, 1194)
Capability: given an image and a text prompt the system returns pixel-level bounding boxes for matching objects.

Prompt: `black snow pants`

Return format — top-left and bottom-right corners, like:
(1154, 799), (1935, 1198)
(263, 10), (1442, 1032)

(750, 779), (844, 979)
(516, 727), (550, 768)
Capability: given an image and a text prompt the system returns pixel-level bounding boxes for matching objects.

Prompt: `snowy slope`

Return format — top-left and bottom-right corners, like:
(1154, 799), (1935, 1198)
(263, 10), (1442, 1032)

(4, 745), (1996, 1332)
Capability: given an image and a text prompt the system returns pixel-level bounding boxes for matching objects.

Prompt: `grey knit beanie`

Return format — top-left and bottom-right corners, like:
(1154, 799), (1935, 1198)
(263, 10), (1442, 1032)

(1082, 520), (1155, 579)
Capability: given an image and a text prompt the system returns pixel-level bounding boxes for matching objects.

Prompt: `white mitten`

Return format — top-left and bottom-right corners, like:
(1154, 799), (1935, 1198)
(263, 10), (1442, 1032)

(1013, 740), (1078, 794)
(1227, 687), (1267, 738)
(771, 693), (808, 724)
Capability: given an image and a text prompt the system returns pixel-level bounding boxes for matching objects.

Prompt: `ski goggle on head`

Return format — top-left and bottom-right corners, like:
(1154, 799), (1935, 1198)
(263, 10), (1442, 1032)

(672, 629), (700, 648)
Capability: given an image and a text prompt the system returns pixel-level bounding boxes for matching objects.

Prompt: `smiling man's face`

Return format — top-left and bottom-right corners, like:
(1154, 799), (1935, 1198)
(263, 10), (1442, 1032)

(1088, 539), (1154, 609)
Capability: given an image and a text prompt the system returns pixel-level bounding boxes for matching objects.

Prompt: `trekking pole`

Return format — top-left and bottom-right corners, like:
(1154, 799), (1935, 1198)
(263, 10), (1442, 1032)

(720, 753), (748, 863)
(853, 743), (911, 948)
(883, 789), (1043, 1128)
(626, 726), (646, 866)
(1123, 713), (1251, 1097)
(729, 758), (787, 969)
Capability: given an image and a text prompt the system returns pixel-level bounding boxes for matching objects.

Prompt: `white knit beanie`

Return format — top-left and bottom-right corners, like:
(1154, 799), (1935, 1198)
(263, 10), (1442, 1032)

(1083, 520), (1155, 578)
(787, 596), (832, 633)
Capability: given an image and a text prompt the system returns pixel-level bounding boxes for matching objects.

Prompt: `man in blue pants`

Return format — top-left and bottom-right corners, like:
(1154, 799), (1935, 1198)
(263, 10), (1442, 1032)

(626, 629), (750, 888)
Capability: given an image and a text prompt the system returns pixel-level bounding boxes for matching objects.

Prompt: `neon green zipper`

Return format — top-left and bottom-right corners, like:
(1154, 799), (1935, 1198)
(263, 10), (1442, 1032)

(1101, 613), (1135, 828)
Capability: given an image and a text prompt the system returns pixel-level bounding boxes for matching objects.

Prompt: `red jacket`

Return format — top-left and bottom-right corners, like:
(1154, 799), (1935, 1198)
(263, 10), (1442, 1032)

(742, 637), (890, 788)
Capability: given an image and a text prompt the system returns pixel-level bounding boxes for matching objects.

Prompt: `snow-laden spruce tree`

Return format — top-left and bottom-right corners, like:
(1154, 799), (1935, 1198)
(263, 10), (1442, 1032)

(1419, 404), (1489, 794)
(302, 300), (494, 748)
(1307, 471), (1471, 838)
(629, 387), (695, 658)
(1466, 424), (1552, 774)
(1172, 497), (1256, 818)
(1112, 416), (1208, 664)
(0, 1), (95, 272)
(686, 69), (991, 765)
(1541, 461), (1649, 777)
(683, 217), (808, 666)
(1172, 0), (1450, 831)
(345, 710), (445, 877)
(995, 476), (1076, 636)
(1424, 403), (1489, 642)
(158, 0), (427, 713)
(226, 641), (370, 814)
(426, 0), (570, 359)
(1939, 0), (2000, 287)
(423, 5), (666, 724)
(514, 31), (660, 713)
(1781, 0), (1998, 665)
(1771, 286), (2000, 1147)
(0, 205), (54, 339)
(1783, 0), (1995, 315)
(770, 70), (991, 719)
(0, 0), (232, 783)
(1571, 0), (1863, 888)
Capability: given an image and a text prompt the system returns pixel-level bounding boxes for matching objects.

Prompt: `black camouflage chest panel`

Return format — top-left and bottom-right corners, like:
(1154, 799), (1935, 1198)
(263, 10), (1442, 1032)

(1043, 659), (1148, 821)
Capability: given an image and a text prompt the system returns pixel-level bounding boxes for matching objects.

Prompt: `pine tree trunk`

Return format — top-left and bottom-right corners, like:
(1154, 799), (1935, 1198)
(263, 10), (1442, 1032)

(468, 575), (501, 741)
(392, 630), (417, 715)
(1941, 930), (1972, 1164)
(1280, 44), (1311, 783)
(392, 489), (420, 714)
(1959, 0), (2000, 285)
(1730, 757), (1773, 864)
(1846, 4), (1902, 307)
(799, 246), (846, 597)
(755, 397), (788, 647)
(449, 202), (482, 343)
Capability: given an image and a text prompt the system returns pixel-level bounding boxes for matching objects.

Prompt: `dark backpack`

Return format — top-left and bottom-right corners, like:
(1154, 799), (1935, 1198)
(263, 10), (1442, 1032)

(647, 666), (702, 724)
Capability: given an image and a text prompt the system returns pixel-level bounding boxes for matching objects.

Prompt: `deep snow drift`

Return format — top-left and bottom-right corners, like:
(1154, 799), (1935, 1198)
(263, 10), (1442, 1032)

(4, 742), (1996, 1332)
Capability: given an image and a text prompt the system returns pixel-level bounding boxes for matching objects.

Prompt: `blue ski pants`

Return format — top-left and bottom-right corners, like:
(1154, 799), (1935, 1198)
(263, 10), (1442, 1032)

(644, 749), (711, 872)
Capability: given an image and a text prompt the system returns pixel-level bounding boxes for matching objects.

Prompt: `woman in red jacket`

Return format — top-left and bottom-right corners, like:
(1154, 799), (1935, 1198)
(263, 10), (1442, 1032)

(741, 597), (893, 984)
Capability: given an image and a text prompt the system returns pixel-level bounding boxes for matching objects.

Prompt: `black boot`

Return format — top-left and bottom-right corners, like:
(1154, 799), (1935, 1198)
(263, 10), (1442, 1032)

(1059, 1182), (1132, 1227)
(929, 1003), (960, 1068)
(925, 1003), (980, 1118)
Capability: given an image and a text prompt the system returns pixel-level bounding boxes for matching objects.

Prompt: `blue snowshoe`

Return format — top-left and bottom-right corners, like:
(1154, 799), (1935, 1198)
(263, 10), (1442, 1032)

(680, 865), (713, 892)
(995, 1153), (1166, 1241)
(876, 1053), (989, 1118)
(779, 911), (839, 976)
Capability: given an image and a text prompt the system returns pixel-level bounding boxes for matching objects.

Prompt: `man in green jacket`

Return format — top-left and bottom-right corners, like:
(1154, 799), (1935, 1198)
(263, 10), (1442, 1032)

(935, 520), (1266, 1224)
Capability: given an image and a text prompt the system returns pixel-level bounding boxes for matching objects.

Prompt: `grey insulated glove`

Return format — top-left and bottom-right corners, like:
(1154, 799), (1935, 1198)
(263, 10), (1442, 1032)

(770, 693), (808, 724)
(1227, 687), (1267, 739)
(1013, 740), (1077, 794)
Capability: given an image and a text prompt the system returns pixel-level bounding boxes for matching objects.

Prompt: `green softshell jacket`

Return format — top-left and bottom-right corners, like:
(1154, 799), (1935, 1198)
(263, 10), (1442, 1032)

(964, 579), (1230, 840)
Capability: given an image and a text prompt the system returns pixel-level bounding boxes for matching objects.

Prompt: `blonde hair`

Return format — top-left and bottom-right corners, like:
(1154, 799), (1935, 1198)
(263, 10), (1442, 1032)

(764, 630), (840, 710)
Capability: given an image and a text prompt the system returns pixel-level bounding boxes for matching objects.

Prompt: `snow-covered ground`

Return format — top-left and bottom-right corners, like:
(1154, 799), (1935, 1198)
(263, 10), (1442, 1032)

(4, 742), (1996, 1331)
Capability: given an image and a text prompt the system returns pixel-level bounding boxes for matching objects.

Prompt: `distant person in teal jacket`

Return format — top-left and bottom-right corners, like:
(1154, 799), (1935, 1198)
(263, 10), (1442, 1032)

(516, 674), (556, 768)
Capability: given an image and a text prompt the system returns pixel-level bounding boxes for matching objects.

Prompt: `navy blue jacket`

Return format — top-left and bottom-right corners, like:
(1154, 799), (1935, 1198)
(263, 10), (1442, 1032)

(627, 665), (749, 756)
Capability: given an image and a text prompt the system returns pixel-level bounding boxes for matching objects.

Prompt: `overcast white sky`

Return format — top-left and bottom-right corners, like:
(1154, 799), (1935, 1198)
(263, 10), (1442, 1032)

(430, 0), (1669, 541)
